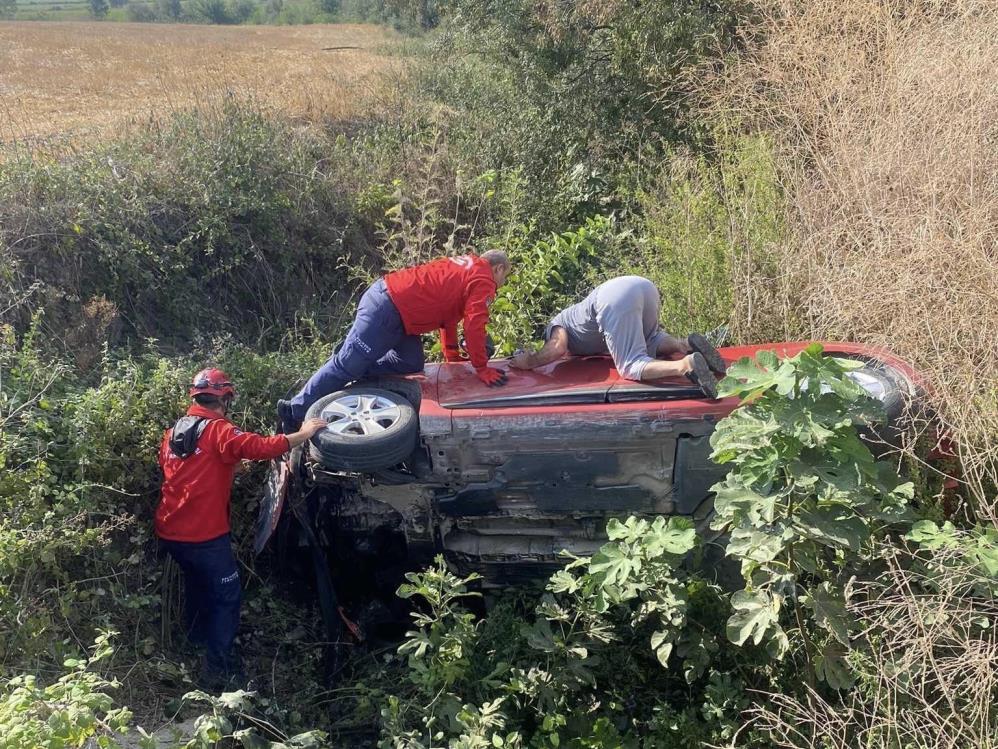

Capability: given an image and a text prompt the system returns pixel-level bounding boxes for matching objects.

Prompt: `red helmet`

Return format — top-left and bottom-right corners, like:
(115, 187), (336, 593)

(189, 368), (236, 399)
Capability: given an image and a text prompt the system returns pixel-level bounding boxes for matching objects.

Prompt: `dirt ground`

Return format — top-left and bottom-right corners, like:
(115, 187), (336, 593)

(0, 22), (399, 144)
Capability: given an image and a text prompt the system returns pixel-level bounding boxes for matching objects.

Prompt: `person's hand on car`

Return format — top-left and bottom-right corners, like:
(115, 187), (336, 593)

(286, 417), (328, 448)
(300, 417), (328, 436)
(475, 366), (507, 387)
(509, 348), (532, 370)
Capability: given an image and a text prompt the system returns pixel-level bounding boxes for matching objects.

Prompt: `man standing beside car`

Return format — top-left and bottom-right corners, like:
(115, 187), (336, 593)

(509, 275), (726, 398)
(156, 368), (327, 690)
(278, 250), (513, 433)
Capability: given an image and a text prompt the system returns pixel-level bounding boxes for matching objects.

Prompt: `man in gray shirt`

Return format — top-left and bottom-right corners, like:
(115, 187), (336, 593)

(509, 276), (725, 397)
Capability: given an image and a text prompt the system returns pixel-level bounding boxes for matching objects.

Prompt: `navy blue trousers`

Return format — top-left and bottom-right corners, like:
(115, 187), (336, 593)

(287, 278), (425, 422)
(161, 534), (241, 675)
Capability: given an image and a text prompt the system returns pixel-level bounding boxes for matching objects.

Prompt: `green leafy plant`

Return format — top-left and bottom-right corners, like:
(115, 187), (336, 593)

(380, 518), (743, 748)
(545, 515), (701, 671)
(906, 520), (998, 597)
(181, 690), (326, 749)
(396, 555), (483, 693)
(709, 344), (914, 685)
(0, 632), (132, 749)
(488, 215), (614, 355)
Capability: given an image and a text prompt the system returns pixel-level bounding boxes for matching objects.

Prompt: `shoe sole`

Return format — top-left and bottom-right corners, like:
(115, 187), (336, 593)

(688, 333), (727, 376)
(686, 353), (719, 399)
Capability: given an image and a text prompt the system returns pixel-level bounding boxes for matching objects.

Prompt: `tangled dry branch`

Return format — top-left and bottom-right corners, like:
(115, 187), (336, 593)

(721, 0), (998, 519)
(750, 547), (998, 748)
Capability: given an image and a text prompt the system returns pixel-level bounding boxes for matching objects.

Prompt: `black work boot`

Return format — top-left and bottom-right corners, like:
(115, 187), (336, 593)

(687, 333), (727, 376)
(199, 651), (247, 693)
(685, 352), (719, 399)
(276, 399), (301, 435)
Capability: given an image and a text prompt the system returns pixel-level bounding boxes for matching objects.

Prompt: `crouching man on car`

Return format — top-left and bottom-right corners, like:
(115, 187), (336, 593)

(509, 275), (726, 398)
(278, 250), (513, 432)
(156, 368), (327, 690)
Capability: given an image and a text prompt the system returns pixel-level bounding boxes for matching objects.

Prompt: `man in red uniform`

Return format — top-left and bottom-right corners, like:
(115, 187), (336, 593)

(157, 368), (326, 688)
(278, 250), (513, 432)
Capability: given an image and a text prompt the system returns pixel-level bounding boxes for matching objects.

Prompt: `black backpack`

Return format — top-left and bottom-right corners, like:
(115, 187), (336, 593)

(168, 416), (215, 459)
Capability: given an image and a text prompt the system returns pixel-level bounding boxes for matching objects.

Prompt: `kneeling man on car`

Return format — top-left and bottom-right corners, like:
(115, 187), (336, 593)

(279, 250), (513, 432)
(509, 275), (725, 398)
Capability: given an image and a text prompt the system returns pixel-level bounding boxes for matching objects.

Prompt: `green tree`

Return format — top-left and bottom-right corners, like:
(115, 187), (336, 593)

(0, 0), (16, 20)
(384, 0), (439, 29)
(89, 0), (109, 16)
(156, 0), (181, 18)
(191, 0), (230, 22)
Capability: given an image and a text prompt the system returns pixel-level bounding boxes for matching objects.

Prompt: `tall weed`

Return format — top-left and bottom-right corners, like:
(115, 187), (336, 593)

(718, 0), (998, 518)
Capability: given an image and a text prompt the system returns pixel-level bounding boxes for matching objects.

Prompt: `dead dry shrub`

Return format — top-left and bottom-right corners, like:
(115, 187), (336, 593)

(748, 546), (998, 749)
(719, 0), (998, 519)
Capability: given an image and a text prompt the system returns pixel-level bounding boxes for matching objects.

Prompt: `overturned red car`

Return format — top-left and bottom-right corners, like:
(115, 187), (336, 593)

(256, 341), (920, 637)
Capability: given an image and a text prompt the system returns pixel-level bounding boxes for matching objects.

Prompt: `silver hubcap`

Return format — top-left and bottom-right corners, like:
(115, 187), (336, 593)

(847, 370), (887, 400)
(320, 394), (402, 436)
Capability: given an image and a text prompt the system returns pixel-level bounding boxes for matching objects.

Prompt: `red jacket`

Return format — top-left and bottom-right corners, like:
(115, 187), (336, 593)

(155, 405), (289, 543)
(384, 254), (497, 369)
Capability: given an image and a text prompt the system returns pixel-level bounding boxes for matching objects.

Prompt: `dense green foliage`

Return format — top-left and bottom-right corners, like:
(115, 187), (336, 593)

(709, 346), (914, 686)
(376, 349), (996, 747)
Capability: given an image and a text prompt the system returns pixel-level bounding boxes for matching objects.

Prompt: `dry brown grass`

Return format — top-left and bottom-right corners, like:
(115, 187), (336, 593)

(0, 21), (399, 144)
(747, 546), (998, 749)
(721, 0), (998, 521)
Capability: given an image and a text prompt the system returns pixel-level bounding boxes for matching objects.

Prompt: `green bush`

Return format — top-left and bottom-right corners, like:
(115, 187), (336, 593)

(0, 103), (375, 350)
(602, 134), (785, 339)
(126, 0), (157, 20)
(709, 345), (914, 686)
(380, 519), (771, 748)
(0, 317), (327, 675)
(488, 215), (617, 355)
(395, 0), (747, 231)
(0, 633), (131, 749)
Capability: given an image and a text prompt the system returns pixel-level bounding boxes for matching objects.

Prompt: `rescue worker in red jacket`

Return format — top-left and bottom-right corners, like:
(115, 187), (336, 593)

(278, 250), (513, 432)
(156, 368), (327, 688)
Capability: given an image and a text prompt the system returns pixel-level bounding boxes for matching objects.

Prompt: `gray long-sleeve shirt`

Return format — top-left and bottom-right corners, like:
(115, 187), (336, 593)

(546, 276), (667, 380)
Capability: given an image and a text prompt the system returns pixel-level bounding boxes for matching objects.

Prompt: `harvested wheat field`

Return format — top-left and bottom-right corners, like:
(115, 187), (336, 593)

(0, 22), (399, 144)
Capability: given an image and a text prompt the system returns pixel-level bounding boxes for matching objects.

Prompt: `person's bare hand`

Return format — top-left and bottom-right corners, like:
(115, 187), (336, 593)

(509, 349), (532, 370)
(300, 417), (328, 437)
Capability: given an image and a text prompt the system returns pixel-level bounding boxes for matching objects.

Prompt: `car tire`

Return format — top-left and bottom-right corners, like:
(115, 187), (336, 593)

(305, 387), (418, 472)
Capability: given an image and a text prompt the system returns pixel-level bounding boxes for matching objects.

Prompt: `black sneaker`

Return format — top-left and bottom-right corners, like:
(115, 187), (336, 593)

(276, 399), (301, 435)
(688, 333), (727, 376)
(686, 352), (719, 399)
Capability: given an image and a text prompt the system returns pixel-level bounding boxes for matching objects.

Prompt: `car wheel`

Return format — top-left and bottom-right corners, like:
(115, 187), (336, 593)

(306, 387), (418, 472)
(841, 360), (908, 422)
(834, 357), (914, 453)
